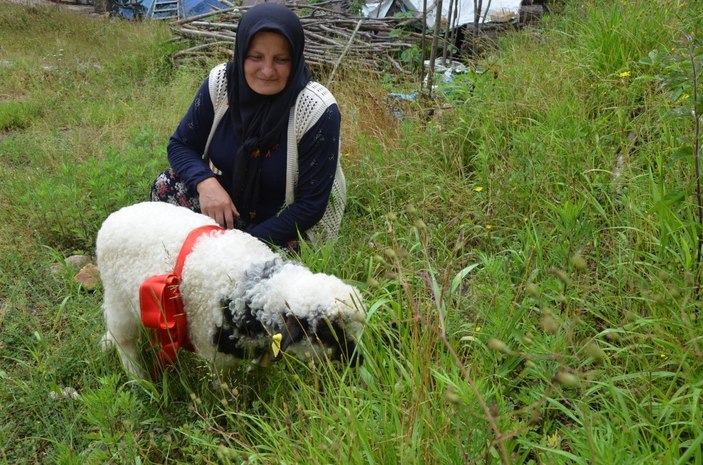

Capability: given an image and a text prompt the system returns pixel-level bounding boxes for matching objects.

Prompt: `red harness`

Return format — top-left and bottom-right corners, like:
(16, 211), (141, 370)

(139, 225), (224, 377)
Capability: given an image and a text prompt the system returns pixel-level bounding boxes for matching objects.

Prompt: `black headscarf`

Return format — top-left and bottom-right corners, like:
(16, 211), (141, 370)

(226, 3), (312, 227)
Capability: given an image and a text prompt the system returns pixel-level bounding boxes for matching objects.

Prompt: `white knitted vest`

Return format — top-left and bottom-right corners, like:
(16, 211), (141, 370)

(203, 63), (346, 244)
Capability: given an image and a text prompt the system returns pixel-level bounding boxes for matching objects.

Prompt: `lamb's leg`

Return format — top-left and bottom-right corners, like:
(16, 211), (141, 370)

(101, 297), (146, 378)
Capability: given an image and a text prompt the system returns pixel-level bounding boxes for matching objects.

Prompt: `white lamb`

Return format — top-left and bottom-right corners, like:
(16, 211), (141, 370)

(96, 201), (363, 379)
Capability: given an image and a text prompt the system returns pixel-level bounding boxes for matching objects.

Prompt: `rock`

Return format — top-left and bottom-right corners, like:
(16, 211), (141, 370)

(65, 254), (93, 270)
(520, 5), (545, 23)
(49, 386), (80, 401)
(49, 263), (64, 276)
(74, 263), (101, 290)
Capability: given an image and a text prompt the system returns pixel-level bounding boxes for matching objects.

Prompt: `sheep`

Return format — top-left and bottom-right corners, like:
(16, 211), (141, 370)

(96, 201), (363, 378)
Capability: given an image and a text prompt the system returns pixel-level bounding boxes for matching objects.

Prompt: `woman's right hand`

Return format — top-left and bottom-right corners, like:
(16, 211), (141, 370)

(196, 177), (240, 229)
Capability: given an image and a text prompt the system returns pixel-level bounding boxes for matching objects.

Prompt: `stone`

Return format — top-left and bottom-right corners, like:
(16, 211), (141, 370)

(74, 263), (101, 290)
(65, 254), (93, 270)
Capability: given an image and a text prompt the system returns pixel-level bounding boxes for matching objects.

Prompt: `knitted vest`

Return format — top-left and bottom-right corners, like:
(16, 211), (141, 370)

(203, 63), (346, 244)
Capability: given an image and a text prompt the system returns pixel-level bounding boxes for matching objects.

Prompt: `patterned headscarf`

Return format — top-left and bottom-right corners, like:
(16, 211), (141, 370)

(225, 3), (312, 226)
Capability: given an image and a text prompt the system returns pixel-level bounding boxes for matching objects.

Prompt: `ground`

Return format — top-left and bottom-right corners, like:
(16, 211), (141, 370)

(1, 0), (97, 14)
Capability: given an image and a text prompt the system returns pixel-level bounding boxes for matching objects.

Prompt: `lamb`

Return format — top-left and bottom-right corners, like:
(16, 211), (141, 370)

(96, 201), (363, 379)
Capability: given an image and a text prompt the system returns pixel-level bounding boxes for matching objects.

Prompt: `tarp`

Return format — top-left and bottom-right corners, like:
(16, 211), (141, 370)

(180, 0), (228, 17)
(363, 0), (521, 28)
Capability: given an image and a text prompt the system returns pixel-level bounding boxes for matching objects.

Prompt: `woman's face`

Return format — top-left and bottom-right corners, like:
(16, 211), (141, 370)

(244, 31), (292, 96)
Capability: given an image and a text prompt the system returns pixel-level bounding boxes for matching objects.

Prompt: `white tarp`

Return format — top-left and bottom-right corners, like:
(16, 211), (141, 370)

(363, 0), (521, 28)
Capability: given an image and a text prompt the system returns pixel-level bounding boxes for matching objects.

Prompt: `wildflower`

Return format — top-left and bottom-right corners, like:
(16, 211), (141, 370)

(511, 118), (519, 124)
(474, 186), (484, 192)
(660, 353), (667, 359)
(619, 71), (631, 78)
(475, 325), (482, 332)
(547, 431), (560, 448)
(485, 224), (493, 230)
(675, 93), (690, 105)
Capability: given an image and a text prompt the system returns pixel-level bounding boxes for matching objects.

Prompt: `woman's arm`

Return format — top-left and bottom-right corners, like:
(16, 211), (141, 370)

(248, 104), (341, 246)
(167, 78), (216, 189)
(167, 78), (239, 228)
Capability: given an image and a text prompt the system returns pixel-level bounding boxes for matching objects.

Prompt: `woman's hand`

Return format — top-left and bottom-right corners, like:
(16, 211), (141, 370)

(196, 177), (240, 229)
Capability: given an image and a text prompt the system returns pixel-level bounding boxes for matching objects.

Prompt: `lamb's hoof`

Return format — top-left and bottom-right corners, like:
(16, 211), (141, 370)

(99, 333), (114, 352)
(123, 362), (147, 380)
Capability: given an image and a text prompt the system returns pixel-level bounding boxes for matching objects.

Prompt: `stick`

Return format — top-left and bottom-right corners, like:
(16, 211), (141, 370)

(327, 19), (362, 86)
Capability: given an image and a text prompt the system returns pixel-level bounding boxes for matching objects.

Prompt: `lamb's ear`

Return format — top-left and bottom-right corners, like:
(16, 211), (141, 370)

(271, 314), (306, 361)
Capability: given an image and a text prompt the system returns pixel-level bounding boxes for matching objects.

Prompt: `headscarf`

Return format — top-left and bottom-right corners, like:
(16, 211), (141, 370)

(226, 3), (312, 227)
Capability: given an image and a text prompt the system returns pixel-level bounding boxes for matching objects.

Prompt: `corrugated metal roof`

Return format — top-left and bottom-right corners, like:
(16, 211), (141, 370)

(363, 0), (521, 28)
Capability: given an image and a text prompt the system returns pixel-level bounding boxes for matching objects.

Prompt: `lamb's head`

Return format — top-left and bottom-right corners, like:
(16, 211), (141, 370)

(215, 261), (364, 365)
(273, 271), (364, 364)
(239, 263), (364, 364)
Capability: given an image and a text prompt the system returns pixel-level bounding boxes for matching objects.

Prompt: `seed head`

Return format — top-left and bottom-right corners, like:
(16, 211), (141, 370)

(584, 342), (606, 362)
(445, 386), (461, 404)
(525, 283), (540, 298)
(554, 370), (581, 388)
(540, 315), (559, 333)
(552, 268), (570, 285)
(487, 338), (510, 354)
(571, 253), (587, 271)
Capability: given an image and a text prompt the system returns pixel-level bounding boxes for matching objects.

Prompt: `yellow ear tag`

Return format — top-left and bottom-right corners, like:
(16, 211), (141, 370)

(271, 333), (283, 358)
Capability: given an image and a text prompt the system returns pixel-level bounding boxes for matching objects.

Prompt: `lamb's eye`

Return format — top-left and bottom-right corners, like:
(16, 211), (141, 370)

(221, 299), (232, 311)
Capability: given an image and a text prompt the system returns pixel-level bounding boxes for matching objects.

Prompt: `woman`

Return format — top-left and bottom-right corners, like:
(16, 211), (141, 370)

(151, 3), (344, 248)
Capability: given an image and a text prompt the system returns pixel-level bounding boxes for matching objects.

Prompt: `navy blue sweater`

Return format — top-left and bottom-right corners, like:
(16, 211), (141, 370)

(167, 78), (341, 246)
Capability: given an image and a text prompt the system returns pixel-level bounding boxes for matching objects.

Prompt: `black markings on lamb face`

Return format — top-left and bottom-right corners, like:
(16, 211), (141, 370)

(277, 314), (361, 365)
(316, 320), (360, 365)
(212, 299), (267, 358)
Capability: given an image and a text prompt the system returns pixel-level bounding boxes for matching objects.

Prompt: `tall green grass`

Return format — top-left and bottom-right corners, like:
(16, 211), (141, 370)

(1, 0), (702, 463)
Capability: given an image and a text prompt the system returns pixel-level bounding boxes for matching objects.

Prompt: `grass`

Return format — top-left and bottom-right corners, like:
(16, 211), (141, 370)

(1, 0), (703, 463)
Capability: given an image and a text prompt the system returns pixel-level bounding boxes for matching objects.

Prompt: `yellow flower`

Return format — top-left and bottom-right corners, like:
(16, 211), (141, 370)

(475, 326), (482, 332)
(485, 224), (493, 230)
(546, 431), (560, 448)
(511, 118), (519, 124)
(660, 353), (667, 359)
(475, 186), (484, 192)
(619, 71), (631, 78)
(680, 93), (690, 101)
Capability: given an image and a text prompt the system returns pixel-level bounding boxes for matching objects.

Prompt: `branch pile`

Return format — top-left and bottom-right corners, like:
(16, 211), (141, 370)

(172, 2), (422, 72)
